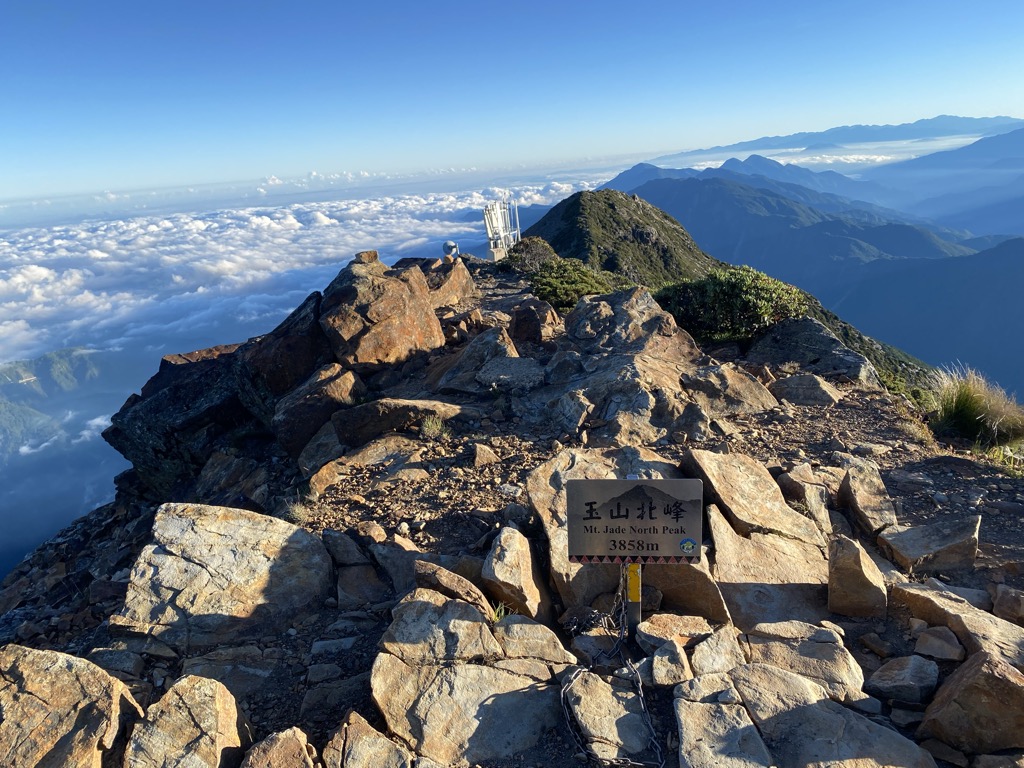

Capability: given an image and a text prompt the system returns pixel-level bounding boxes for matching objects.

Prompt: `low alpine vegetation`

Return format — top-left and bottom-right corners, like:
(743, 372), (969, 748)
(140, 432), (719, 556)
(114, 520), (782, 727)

(928, 364), (1024, 450)
(501, 236), (622, 311)
(654, 265), (808, 343)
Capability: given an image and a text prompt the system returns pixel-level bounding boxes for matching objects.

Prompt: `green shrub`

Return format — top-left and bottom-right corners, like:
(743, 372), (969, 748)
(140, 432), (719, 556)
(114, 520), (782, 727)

(504, 236), (558, 273)
(530, 257), (614, 311)
(655, 265), (808, 343)
(929, 365), (1024, 449)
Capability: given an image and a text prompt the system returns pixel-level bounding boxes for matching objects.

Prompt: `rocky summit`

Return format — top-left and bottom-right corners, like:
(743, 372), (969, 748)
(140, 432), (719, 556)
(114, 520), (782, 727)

(2, 247), (1024, 768)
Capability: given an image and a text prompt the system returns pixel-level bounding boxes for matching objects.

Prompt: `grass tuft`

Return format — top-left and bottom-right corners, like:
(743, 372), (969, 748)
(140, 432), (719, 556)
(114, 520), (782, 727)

(929, 364), (1024, 449)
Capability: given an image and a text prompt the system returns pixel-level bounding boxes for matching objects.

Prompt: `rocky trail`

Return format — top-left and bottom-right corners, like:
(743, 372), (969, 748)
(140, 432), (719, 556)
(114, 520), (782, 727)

(2, 253), (1023, 768)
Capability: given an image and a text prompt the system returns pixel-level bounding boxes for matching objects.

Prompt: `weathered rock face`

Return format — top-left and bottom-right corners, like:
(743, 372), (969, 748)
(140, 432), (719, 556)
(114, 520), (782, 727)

(707, 503), (829, 630)
(420, 258), (477, 310)
(271, 363), (365, 457)
(319, 251), (446, 370)
(332, 398), (478, 449)
(865, 655), (939, 704)
(554, 289), (704, 445)
(102, 344), (251, 499)
(564, 671), (654, 761)
(234, 290), (335, 426)
(746, 316), (883, 389)
(892, 583), (1024, 671)
(111, 503), (333, 652)
(123, 675), (251, 768)
(481, 525), (551, 622)
(0, 644), (143, 768)
(839, 457), (899, 535)
(918, 651), (1024, 754)
(321, 710), (412, 768)
(509, 297), (561, 344)
(743, 621), (866, 704)
(681, 363), (779, 418)
(524, 446), (729, 617)
(768, 372), (843, 405)
(371, 653), (560, 766)
(682, 449), (825, 547)
(380, 588), (502, 664)
(728, 663), (935, 767)
(240, 726), (318, 768)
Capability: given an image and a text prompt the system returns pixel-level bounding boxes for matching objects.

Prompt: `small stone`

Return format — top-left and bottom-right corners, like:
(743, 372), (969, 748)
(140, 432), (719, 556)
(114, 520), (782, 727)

(866, 655), (939, 704)
(860, 632), (893, 658)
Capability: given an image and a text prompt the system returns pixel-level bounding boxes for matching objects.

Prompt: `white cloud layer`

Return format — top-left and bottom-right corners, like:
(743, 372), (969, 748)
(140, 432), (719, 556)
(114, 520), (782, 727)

(0, 180), (592, 364)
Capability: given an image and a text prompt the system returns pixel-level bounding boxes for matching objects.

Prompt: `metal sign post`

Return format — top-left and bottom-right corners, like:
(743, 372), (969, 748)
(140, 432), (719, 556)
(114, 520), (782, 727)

(566, 477), (703, 639)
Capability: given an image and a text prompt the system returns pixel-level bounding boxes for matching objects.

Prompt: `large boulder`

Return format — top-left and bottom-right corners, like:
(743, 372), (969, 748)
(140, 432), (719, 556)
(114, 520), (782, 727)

(0, 644), (142, 768)
(332, 397), (478, 448)
(743, 621), (866, 704)
(553, 289), (704, 446)
(745, 317), (882, 389)
(111, 503), (333, 652)
(241, 727), (318, 768)
(319, 251), (445, 370)
(481, 526), (552, 622)
(680, 364), (779, 418)
(563, 671), (654, 761)
(122, 675), (251, 768)
(380, 589), (502, 664)
(524, 444), (684, 614)
(102, 344), (251, 499)
(322, 710), (412, 768)
(234, 290), (335, 425)
(271, 363), (365, 456)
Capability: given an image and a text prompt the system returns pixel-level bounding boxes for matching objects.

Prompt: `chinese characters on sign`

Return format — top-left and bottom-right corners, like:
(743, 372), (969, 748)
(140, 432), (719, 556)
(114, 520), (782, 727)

(566, 479), (703, 564)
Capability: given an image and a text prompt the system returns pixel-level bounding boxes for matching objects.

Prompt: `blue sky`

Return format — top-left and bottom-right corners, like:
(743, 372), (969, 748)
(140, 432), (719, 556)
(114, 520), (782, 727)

(2, 0), (1022, 199)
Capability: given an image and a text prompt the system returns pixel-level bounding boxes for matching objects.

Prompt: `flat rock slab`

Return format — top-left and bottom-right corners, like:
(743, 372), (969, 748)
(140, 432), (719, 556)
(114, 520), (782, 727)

(563, 670), (653, 760)
(674, 674), (773, 768)
(729, 663), (936, 768)
(682, 449), (825, 547)
(111, 503), (333, 652)
(743, 621), (865, 703)
(919, 651), (1024, 754)
(768, 373), (843, 406)
(492, 615), (576, 664)
(708, 504), (829, 631)
(0, 644), (143, 768)
(878, 515), (981, 573)
(891, 583), (1024, 672)
(371, 653), (560, 766)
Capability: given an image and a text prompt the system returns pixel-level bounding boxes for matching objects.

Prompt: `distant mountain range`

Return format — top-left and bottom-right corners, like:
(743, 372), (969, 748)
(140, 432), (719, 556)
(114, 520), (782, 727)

(598, 124), (1024, 395)
(651, 115), (1024, 166)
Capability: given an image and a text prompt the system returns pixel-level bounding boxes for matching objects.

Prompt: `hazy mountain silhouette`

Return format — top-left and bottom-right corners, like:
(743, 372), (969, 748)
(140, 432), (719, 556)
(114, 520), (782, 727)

(825, 238), (1024, 396)
(651, 115), (1024, 165)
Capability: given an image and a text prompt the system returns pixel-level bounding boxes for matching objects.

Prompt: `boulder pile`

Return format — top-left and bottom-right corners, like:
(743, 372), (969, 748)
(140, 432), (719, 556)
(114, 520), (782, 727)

(3, 252), (1023, 768)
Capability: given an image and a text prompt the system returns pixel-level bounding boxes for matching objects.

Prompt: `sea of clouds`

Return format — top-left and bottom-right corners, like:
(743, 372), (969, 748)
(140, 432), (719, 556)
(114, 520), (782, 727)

(0, 176), (598, 576)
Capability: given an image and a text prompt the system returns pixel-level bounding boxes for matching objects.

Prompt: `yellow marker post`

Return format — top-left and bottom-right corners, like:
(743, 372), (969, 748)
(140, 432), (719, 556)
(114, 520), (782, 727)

(625, 562), (642, 634)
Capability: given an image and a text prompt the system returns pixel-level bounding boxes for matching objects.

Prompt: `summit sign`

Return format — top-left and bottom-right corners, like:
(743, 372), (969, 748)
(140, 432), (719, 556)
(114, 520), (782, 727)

(566, 479), (703, 565)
